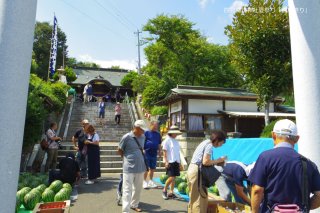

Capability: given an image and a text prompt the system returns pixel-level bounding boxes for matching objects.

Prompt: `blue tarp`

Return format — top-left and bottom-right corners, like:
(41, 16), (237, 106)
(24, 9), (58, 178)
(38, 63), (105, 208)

(211, 138), (298, 164)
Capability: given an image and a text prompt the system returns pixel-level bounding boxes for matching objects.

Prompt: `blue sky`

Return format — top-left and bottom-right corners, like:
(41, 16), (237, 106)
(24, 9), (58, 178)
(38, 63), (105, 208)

(36, 0), (252, 70)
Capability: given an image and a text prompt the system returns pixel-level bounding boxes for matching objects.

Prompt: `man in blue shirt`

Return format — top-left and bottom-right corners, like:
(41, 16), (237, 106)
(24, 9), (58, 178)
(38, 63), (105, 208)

(216, 161), (255, 206)
(249, 119), (320, 213)
(143, 121), (162, 189)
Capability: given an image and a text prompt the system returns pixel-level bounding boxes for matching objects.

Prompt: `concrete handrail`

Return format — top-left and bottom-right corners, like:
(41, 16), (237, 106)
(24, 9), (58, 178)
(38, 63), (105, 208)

(124, 94), (135, 128)
(63, 97), (74, 141)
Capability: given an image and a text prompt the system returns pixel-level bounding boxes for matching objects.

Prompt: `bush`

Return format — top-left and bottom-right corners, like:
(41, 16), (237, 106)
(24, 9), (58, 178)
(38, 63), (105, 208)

(151, 106), (168, 115)
(260, 119), (279, 138)
(23, 74), (70, 148)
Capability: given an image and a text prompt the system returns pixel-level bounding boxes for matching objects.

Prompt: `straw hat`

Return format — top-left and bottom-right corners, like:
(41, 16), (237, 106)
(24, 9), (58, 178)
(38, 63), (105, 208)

(167, 125), (182, 134)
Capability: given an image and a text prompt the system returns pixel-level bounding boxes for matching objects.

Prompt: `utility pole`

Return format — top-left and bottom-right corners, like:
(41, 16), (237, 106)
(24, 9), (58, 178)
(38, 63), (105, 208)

(134, 29), (142, 74)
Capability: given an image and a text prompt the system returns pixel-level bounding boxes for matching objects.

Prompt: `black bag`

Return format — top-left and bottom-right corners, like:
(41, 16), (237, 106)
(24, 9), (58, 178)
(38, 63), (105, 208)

(200, 164), (221, 188)
(199, 143), (221, 187)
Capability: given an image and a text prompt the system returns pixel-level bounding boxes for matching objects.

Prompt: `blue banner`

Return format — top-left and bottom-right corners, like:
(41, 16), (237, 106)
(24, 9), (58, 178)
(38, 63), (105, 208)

(49, 15), (58, 77)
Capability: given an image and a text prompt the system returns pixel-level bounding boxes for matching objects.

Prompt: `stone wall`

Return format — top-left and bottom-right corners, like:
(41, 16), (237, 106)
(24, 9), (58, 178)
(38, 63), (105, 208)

(176, 134), (207, 163)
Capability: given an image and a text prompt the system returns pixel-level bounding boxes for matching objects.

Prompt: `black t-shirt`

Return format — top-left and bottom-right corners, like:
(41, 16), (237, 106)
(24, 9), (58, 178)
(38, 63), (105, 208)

(59, 157), (80, 184)
(74, 129), (86, 150)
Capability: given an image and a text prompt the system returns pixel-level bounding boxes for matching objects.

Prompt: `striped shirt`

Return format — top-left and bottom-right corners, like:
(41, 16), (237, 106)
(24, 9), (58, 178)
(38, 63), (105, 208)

(191, 139), (213, 164)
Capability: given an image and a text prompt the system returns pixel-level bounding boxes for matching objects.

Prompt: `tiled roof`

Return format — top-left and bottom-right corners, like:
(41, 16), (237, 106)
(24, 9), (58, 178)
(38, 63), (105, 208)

(157, 85), (283, 104)
(71, 67), (129, 86)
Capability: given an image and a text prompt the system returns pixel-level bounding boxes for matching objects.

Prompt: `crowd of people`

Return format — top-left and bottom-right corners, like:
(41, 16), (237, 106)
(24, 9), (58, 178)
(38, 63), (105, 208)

(44, 116), (320, 213)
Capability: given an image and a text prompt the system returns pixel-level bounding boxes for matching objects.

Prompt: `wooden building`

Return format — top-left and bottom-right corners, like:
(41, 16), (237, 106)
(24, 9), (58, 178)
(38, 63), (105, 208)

(70, 67), (133, 98)
(158, 85), (295, 138)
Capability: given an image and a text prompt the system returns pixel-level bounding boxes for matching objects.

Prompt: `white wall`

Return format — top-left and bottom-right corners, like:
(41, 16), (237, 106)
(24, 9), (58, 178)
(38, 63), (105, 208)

(170, 101), (182, 113)
(225, 100), (274, 112)
(188, 99), (223, 114)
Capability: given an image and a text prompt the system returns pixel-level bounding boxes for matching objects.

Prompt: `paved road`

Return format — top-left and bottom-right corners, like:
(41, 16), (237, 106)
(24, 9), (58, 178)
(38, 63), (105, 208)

(70, 174), (188, 213)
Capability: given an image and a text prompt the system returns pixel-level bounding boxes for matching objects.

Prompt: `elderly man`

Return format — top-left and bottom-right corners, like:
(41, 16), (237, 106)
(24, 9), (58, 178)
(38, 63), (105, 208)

(143, 121), (162, 189)
(72, 119), (89, 178)
(118, 120), (148, 213)
(249, 119), (320, 212)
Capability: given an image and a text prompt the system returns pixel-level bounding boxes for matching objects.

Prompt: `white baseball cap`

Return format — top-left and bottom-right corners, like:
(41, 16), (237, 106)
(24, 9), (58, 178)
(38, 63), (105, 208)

(134, 120), (147, 131)
(273, 119), (298, 136)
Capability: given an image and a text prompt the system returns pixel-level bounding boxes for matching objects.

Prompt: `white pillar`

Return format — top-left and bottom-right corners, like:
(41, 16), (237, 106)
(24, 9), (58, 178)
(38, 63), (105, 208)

(289, 1), (320, 166)
(0, 0), (37, 212)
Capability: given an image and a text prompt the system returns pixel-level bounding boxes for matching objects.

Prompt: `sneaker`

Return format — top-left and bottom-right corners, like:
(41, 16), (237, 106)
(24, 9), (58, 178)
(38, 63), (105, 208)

(85, 180), (94, 185)
(148, 180), (158, 188)
(162, 190), (169, 200)
(143, 180), (149, 189)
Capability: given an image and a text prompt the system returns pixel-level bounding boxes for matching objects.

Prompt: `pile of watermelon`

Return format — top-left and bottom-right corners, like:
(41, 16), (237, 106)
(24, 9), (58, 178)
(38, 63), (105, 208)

(159, 172), (189, 195)
(208, 184), (219, 196)
(16, 175), (72, 211)
(18, 172), (49, 190)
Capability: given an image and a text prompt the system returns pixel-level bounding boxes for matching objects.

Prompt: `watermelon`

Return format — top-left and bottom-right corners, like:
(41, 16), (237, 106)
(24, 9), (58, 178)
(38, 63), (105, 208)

(59, 188), (71, 198)
(54, 191), (69, 202)
(62, 183), (72, 191)
(17, 182), (26, 190)
(16, 187), (31, 203)
(186, 186), (190, 195)
(36, 184), (47, 193)
(15, 195), (21, 213)
(30, 179), (40, 188)
(177, 182), (188, 194)
(180, 175), (187, 183)
(23, 192), (41, 210)
(42, 189), (55, 202)
(160, 174), (168, 184)
(212, 185), (219, 195)
(49, 180), (63, 193)
(174, 177), (183, 187)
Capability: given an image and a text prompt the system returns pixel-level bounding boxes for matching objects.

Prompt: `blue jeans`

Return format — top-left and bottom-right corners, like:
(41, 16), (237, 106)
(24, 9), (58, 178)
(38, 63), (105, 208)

(76, 151), (88, 177)
(215, 175), (247, 204)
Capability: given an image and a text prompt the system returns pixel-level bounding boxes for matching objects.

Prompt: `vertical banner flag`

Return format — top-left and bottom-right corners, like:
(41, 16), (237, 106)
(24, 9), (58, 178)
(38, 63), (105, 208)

(49, 15), (58, 77)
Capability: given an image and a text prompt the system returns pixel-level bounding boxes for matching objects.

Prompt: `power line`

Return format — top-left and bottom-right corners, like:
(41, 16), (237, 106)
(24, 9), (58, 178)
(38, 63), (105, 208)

(104, 0), (138, 30)
(59, 0), (132, 42)
(93, 0), (133, 32)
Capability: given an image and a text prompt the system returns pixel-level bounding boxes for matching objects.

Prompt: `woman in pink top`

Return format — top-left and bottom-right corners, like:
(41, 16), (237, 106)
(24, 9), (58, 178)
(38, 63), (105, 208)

(115, 102), (122, 125)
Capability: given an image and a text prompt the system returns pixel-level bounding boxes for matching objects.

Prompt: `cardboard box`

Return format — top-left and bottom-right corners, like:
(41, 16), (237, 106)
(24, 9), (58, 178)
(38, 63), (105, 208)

(32, 201), (70, 213)
(207, 201), (251, 213)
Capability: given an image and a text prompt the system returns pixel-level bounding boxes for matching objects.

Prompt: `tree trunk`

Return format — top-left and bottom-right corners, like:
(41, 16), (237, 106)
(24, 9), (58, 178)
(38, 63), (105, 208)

(264, 101), (270, 126)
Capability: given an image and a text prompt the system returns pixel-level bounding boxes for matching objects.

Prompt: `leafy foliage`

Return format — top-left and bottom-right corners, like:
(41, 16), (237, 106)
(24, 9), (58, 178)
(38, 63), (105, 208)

(23, 75), (69, 148)
(121, 71), (139, 89)
(260, 119), (279, 138)
(32, 22), (69, 79)
(141, 14), (243, 109)
(225, 0), (292, 124)
(151, 106), (168, 116)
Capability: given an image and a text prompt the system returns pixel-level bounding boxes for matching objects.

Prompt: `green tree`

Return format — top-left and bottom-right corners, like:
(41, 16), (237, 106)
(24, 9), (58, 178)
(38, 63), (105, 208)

(32, 22), (69, 79)
(141, 14), (243, 108)
(225, 0), (292, 125)
(65, 67), (77, 83)
(75, 61), (100, 68)
(121, 71), (139, 89)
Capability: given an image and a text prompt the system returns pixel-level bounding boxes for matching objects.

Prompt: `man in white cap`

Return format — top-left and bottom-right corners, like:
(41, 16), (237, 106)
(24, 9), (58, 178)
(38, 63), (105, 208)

(118, 120), (148, 212)
(249, 119), (320, 213)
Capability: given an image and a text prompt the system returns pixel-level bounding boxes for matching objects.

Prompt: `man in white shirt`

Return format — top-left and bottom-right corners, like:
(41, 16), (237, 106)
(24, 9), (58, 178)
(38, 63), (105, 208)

(162, 125), (182, 200)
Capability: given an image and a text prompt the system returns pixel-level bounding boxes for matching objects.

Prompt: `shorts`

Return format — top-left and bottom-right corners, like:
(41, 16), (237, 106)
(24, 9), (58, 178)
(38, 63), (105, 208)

(99, 111), (105, 118)
(145, 155), (157, 170)
(166, 162), (180, 177)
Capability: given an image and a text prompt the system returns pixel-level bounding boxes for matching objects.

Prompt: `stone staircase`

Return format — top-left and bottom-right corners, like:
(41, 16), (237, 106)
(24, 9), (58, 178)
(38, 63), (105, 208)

(59, 101), (165, 173)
